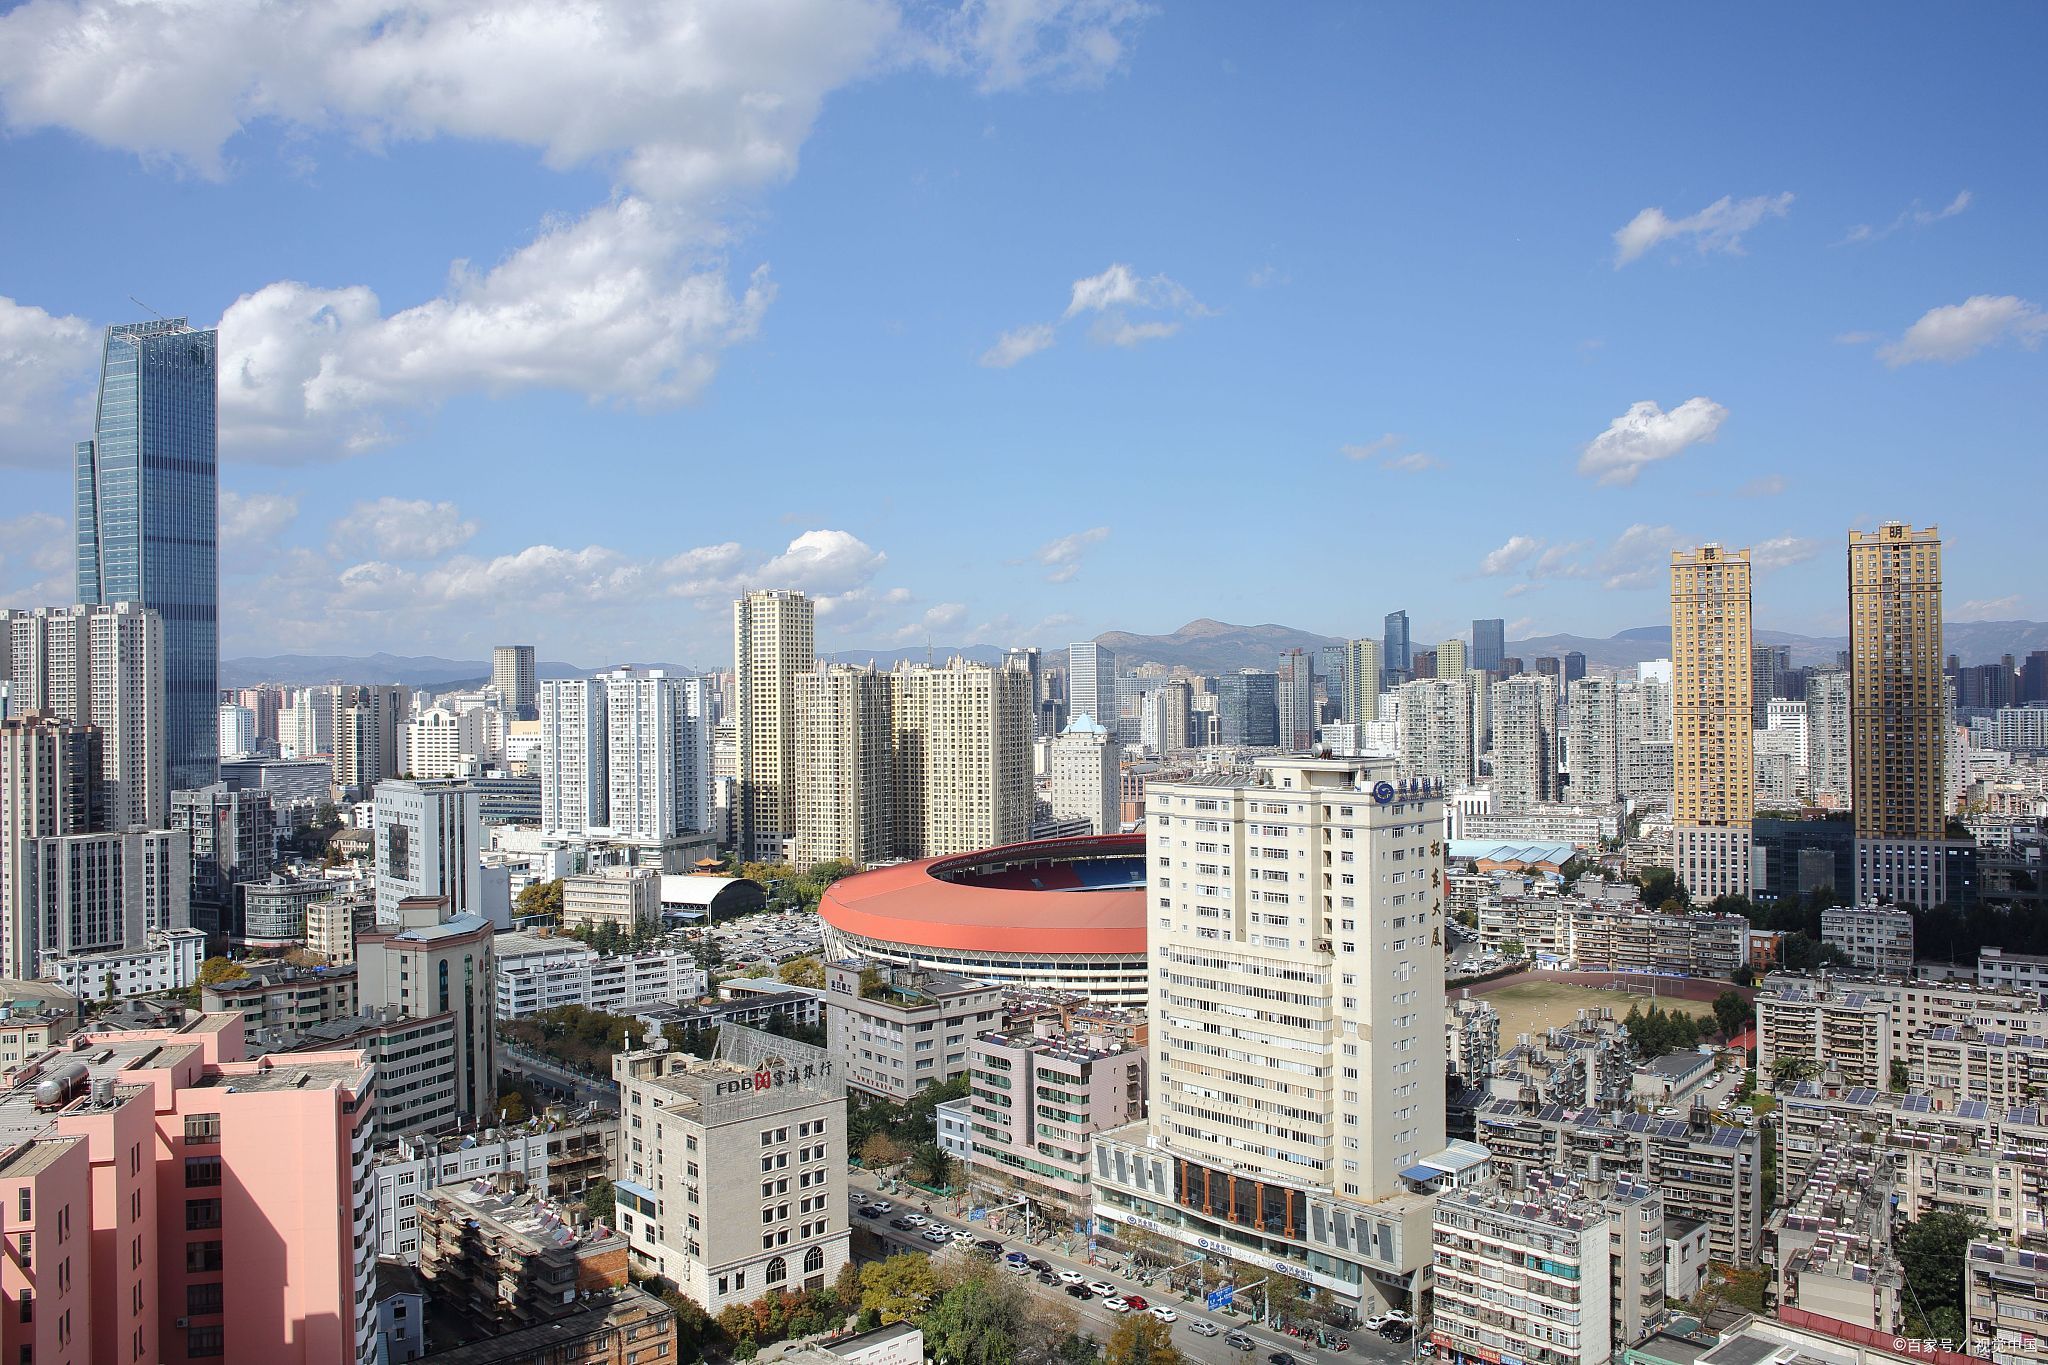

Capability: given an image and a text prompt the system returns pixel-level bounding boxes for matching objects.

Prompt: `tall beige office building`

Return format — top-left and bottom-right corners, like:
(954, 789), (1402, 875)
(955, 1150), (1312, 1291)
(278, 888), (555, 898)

(792, 665), (899, 867)
(734, 590), (815, 861)
(1344, 637), (1382, 723)
(1092, 756), (1454, 1317)
(1849, 523), (1950, 906)
(1670, 545), (1754, 898)
(1436, 638), (1468, 678)
(894, 660), (1032, 856)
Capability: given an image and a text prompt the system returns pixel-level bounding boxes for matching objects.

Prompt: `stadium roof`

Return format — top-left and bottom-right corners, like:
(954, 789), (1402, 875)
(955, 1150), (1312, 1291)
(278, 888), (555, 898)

(819, 834), (1146, 956)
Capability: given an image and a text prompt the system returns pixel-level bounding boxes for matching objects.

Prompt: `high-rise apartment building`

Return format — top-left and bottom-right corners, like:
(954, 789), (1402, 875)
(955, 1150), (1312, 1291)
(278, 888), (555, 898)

(895, 661), (1033, 856)
(75, 319), (218, 794)
(335, 684), (409, 795)
(1438, 638), (1469, 679)
(1849, 523), (1951, 906)
(1067, 641), (1116, 734)
(1003, 646), (1045, 735)
(1050, 714), (1121, 835)
(1277, 648), (1316, 752)
(2, 602), (166, 829)
(1566, 676), (1620, 806)
(1671, 545), (1755, 898)
(1345, 637), (1383, 724)
(1491, 675), (1558, 813)
(2, 714), (100, 977)
(792, 665), (899, 868)
(602, 669), (713, 843)
(538, 678), (607, 832)
(1806, 668), (1852, 807)
(1472, 619), (1506, 674)
(1616, 675), (1675, 806)
(1143, 677), (1192, 757)
(171, 782), (273, 938)
(1398, 676), (1476, 788)
(1094, 756), (1450, 1317)
(1384, 610), (1412, 685)
(492, 644), (538, 719)
(734, 591), (815, 861)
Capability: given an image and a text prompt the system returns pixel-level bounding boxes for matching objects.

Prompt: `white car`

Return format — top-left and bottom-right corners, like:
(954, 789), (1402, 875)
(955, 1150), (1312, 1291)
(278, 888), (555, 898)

(1087, 1282), (1116, 1298)
(902, 1213), (927, 1227)
(1189, 1321), (1221, 1337)
(950, 1229), (976, 1243)
(1102, 1297), (1131, 1313)
(1382, 1309), (1416, 1326)
(921, 1228), (950, 1244)
(868, 1201), (892, 1214)
(1149, 1307), (1179, 1324)
(1058, 1270), (1086, 1285)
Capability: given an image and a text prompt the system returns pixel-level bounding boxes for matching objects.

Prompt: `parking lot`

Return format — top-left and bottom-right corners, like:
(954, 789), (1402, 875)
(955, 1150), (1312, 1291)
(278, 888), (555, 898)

(848, 1178), (1418, 1365)
(681, 910), (823, 968)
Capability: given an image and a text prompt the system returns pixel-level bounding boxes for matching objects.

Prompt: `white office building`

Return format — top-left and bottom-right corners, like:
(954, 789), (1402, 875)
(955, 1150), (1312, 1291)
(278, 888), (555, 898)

(1067, 641), (1117, 737)
(374, 778), (485, 922)
(1049, 714), (1121, 836)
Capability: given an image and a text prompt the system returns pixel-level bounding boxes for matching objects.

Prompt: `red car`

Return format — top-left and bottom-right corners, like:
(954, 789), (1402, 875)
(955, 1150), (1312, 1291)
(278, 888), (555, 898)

(1122, 1295), (1149, 1313)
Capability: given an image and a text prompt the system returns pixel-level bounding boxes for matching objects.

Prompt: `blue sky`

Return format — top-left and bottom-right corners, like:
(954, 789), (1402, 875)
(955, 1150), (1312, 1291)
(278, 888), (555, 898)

(1, 1), (2043, 666)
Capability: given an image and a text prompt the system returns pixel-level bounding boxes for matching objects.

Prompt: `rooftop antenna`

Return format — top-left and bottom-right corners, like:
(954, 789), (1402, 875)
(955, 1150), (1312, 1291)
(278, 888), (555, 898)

(129, 296), (170, 322)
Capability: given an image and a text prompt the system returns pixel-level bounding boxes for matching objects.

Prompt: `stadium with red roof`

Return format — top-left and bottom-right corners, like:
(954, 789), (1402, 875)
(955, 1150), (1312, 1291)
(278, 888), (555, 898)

(817, 833), (1148, 1005)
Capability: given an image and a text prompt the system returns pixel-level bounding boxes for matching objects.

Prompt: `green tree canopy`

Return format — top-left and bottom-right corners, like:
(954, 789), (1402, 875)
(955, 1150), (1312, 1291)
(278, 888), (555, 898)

(920, 1274), (1022, 1365)
(580, 1175), (615, 1223)
(861, 1253), (940, 1324)
(197, 956), (249, 987)
(1105, 1312), (1182, 1365)
(1712, 990), (1754, 1038)
(1898, 1210), (1983, 1339)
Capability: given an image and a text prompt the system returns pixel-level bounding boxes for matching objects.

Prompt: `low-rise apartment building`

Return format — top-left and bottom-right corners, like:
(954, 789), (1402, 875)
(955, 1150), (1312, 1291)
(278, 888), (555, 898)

(965, 1011), (1145, 1220)
(0, 981), (80, 1065)
(1432, 1183), (1615, 1365)
(493, 932), (705, 1018)
(415, 1180), (627, 1338)
(562, 866), (661, 932)
(1821, 905), (1917, 977)
(374, 1116), (619, 1262)
(202, 961), (360, 1036)
(824, 961), (1002, 1101)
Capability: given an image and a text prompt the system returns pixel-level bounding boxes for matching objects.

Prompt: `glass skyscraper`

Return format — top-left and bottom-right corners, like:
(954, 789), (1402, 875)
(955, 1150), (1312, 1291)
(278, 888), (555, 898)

(76, 319), (219, 793)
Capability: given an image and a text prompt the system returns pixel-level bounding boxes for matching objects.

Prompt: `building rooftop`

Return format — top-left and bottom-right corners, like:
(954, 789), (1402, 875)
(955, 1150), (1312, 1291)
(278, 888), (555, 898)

(432, 1180), (622, 1256)
(412, 1287), (667, 1364)
(196, 1057), (368, 1093)
(381, 913), (492, 944)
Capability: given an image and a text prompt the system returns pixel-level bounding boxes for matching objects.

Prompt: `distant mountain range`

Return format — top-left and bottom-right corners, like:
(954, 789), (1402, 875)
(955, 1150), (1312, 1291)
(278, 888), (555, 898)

(223, 618), (2048, 687)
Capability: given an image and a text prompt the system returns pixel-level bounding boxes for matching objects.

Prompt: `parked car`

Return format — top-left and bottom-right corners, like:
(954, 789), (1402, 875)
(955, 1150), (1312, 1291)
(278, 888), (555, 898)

(950, 1229), (975, 1244)
(1065, 1285), (1093, 1300)
(1381, 1309), (1416, 1326)
(1190, 1321), (1221, 1338)
(1006, 1260), (1033, 1275)
(1379, 1324), (1414, 1343)
(1058, 1270), (1086, 1285)
(1123, 1295), (1149, 1312)
(1028, 1259), (1051, 1273)
(1036, 1270), (1059, 1285)
(888, 1217), (915, 1230)
(1004, 1251), (1030, 1264)
(1086, 1282), (1116, 1297)
(868, 1201), (892, 1213)
(1102, 1297), (1131, 1313)
(976, 1239), (1004, 1254)
(1149, 1307), (1179, 1323)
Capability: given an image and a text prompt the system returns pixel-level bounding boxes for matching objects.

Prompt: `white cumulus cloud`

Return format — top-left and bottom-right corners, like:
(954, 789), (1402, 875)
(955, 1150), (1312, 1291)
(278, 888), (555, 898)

(1876, 294), (2048, 367)
(1480, 535), (1543, 577)
(1612, 192), (1794, 268)
(979, 322), (1056, 368)
(983, 262), (1203, 366)
(1751, 536), (1820, 571)
(1032, 526), (1110, 583)
(943, 0), (1152, 93)
(1843, 190), (1971, 245)
(0, 296), (97, 467)
(328, 497), (477, 560)
(219, 199), (775, 458)
(1577, 397), (1727, 487)
(1954, 595), (2023, 622)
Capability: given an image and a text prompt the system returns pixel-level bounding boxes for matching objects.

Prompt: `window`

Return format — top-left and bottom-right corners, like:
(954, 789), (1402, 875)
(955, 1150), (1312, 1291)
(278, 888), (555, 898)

(185, 1199), (222, 1231)
(804, 1245), (825, 1274)
(187, 1325), (225, 1358)
(186, 1283), (223, 1315)
(765, 1256), (787, 1285)
(14, 1190), (26, 1222)
(183, 1114), (221, 1144)
(186, 1242), (223, 1273)
(16, 1289), (29, 1323)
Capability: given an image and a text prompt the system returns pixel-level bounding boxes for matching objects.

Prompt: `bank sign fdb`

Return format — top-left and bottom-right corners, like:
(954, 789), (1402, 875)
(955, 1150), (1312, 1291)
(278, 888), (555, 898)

(713, 1059), (835, 1098)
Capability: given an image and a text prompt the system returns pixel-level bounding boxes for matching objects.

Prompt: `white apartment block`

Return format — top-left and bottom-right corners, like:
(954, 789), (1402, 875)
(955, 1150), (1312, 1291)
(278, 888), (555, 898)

(539, 678), (608, 833)
(612, 1027), (850, 1313)
(1492, 675), (1559, 813)
(824, 961), (1002, 1101)
(1050, 715), (1121, 836)
(1432, 1186), (1615, 1365)
(1566, 677), (1619, 806)
(603, 669), (714, 843)
(1821, 905), (1916, 977)
(1398, 677), (1475, 789)
(1, 602), (166, 828)
(1980, 949), (2048, 999)
(792, 665), (899, 868)
(1806, 669), (1852, 806)
(218, 702), (256, 758)
(402, 705), (496, 779)
(895, 661), (1033, 857)
(494, 931), (707, 1017)
(374, 778), (485, 922)
(1093, 757), (1451, 1317)
(40, 925), (206, 999)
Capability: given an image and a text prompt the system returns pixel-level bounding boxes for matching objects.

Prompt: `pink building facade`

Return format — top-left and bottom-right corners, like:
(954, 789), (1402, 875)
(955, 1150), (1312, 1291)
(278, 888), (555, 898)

(967, 1014), (1146, 1219)
(0, 1012), (374, 1365)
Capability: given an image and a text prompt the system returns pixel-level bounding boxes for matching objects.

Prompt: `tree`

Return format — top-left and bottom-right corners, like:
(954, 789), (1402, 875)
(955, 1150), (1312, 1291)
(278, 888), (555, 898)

(197, 956), (248, 987)
(282, 947), (329, 969)
(778, 956), (826, 989)
(1637, 866), (1687, 910)
(496, 1090), (528, 1124)
(860, 1132), (909, 1168)
(921, 1275), (1022, 1365)
(907, 1141), (953, 1190)
(1771, 1055), (1814, 1088)
(861, 1253), (939, 1324)
(514, 878), (564, 921)
(1104, 1313), (1181, 1365)
(1712, 990), (1754, 1039)
(581, 1175), (616, 1224)
(1890, 1058), (1910, 1093)
(1898, 1211), (1983, 1338)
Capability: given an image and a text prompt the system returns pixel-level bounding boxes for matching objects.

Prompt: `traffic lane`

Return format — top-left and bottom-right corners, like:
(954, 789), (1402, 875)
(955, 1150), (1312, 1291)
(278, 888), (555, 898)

(846, 1196), (1405, 1365)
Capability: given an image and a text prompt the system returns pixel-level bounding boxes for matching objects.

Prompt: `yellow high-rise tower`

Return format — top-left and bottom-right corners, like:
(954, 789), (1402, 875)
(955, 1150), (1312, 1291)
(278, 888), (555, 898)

(1849, 523), (1950, 906)
(1670, 544), (1754, 898)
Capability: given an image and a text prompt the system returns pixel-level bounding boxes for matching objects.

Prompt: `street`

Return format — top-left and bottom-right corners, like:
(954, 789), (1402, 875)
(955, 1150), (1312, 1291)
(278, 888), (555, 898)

(498, 1041), (620, 1108)
(846, 1171), (1414, 1365)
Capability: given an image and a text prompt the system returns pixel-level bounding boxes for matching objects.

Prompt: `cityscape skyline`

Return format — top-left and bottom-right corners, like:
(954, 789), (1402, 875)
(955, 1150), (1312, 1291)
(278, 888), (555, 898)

(2, 6), (2044, 662)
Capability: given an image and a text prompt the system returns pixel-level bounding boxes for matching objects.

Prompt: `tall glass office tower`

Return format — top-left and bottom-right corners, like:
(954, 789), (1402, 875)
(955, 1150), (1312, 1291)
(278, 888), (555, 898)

(76, 319), (219, 793)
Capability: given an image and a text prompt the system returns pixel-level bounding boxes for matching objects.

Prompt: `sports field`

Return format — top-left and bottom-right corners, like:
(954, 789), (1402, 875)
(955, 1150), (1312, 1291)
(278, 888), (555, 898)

(1459, 975), (1715, 1044)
